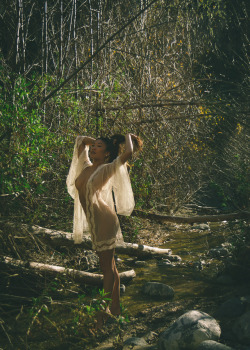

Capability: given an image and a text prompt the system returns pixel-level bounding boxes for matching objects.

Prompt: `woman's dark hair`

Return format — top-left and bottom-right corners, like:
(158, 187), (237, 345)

(98, 134), (143, 162)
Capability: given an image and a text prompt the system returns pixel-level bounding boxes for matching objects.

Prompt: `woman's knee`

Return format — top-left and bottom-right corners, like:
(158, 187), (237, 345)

(100, 262), (114, 275)
(98, 250), (115, 275)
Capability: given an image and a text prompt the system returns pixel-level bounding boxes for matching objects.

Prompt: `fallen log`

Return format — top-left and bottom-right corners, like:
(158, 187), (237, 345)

(116, 242), (172, 258)
(28, 224), (172, 257)
(2, 256), (136, 286)
(133, 209), (250, 224)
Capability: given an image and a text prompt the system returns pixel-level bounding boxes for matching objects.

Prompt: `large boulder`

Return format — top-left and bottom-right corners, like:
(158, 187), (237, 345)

(142, 282), (174, 299)
(233, 310), (250, 344)
(158, 310), (221, 350)
(197, 340), (235, 350)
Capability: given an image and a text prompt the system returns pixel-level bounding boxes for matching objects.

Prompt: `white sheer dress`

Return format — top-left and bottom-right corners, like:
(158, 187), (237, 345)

(66, 136), (135, 251)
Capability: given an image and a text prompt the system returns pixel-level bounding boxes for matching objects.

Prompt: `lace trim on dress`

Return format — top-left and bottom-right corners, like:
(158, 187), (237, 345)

(93, 237), (117, 252)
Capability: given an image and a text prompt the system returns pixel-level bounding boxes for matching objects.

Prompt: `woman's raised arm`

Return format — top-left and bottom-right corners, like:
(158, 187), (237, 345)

(119, 133), (137, 164)
(77, 136), (96, 158)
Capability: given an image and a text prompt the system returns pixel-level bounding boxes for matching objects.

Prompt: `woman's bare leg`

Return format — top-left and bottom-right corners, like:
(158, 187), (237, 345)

(97, 249), (121, 318)
(110, 257), (121, 316)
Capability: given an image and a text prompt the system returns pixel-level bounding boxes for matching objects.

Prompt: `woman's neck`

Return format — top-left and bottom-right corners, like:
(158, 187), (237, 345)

(92, 159), (105, 168)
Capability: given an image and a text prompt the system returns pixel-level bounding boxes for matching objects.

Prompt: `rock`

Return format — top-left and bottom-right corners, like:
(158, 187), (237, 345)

(209, 247), (231, 258)
(142, 282), (174, 299)
(216, 274), (234, 285)
(233, 310), (250, 344)
(157, 259), (173, 266)
(120, 284), (126, 293)
(197, 340), (235, 350)
(187, 260), (204, 271)
(123, 336), (148, 347)
(168, 255), (182, 262)
(144, 331), (158, 343)
(135, 260), (147, 267)
(215, 297), (246, 318)
(158, 310), (221, 350)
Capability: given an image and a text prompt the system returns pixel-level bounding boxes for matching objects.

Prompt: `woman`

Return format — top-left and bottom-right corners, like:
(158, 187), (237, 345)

(66, 133), (142, 326)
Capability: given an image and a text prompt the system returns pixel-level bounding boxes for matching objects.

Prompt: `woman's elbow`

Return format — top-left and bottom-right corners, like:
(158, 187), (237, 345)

(120, 150), (132, 164)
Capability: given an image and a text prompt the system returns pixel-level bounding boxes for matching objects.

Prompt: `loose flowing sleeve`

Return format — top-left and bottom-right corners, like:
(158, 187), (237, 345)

(91, 156), (135, 216)
(112, 160), (135, 216)
(66, 136), (92, 243)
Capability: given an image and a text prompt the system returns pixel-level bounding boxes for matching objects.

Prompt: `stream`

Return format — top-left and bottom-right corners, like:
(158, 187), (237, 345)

(1, 219), (248, 350)
(119, 221), (234, 315)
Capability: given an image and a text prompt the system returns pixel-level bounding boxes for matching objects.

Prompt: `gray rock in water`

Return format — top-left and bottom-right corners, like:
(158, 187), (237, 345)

(157, 259), (173, 266)
(158, 310), (221, 350)
(215, 297), (246, 318)
(123, 337), (148, 347)
(197, 340), (235, 350)
(168, 255), (182, 262)
(209, 247), (230, 258)
(216, 274), (234, 285)
(233, 310), (250, 344)
(142, 282), (174, 299)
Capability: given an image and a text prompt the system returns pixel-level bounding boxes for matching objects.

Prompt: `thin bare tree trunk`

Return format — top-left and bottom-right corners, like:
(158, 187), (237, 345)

(40, 0), (159, 104)
(73, 0), (78, 99)
(16, 0), (24, 71)
(44, 0), (48, 75)
(20, 0), (25, 72)
(43, 0), (48, 122)
(59, 0), (63, 76)
(89, 0), (93, 86)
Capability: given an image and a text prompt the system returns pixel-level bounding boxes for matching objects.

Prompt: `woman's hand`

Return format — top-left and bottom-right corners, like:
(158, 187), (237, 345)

(129, 133), (138, 141)
(77, 136), (96, 158)
(129, 133), (143, 152)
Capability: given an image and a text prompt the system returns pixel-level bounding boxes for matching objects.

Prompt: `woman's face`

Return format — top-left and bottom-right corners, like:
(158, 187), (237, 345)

(90, 139), (109, 161)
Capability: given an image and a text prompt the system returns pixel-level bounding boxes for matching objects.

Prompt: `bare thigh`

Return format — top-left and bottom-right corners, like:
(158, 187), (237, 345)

(97, 249), (115, 274)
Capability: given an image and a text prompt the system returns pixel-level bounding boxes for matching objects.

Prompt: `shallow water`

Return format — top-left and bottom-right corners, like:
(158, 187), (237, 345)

(120, 222), (231, 314)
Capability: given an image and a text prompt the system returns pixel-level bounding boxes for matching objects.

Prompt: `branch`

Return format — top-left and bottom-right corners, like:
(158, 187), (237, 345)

(133, 210), (250, 224)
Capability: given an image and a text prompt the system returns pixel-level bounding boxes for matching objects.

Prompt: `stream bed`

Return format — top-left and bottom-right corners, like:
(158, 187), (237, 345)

(119, 221), (239, 315)
(1, 219), (249, 350)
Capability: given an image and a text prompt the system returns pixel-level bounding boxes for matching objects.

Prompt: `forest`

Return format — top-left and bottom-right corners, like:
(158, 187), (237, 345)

(0, 0), (249, 349)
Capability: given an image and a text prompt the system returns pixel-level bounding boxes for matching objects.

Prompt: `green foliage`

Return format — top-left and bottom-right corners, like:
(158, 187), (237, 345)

(130, 158), (153, 208)
(207, 181), (230, 209)
(0, 0), (249, 222)
(25, 283), (128, 349)
(0, 73), (59, 196)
